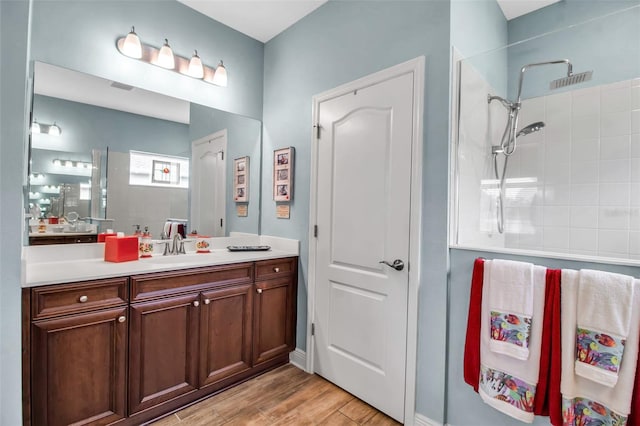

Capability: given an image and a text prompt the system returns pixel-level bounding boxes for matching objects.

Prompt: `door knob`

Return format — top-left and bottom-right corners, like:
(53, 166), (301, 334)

(379, 259), (405, 271)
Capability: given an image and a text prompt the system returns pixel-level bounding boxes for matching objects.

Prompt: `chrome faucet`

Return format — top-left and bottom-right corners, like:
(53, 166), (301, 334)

(171, 233), (185, 255)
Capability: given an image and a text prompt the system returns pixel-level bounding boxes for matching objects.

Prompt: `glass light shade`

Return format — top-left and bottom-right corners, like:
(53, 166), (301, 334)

(122, 27), (142, 59)
(48, 123), (61, 136)
(31, 121), (41, 134)
(157, 39), (175, 69)
(187, 50), (204, 79)
(212, 61), (227, 87)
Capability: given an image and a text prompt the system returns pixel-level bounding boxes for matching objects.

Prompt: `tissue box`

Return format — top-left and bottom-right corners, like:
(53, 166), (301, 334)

(104, 236), (139, 262)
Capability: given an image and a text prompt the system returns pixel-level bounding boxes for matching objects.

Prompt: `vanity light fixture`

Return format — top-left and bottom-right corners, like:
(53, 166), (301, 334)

(122, 26), (142, 59)
(187, 50), (204, 79)
(212, 60), (227, 87)
(157, 39), (175, 69)
(116, 27), (228, 87)
(31, 120), (62, 136)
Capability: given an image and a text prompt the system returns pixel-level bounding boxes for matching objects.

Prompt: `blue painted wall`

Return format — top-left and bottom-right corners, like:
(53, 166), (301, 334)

(189, 104), (262, 235)
(30, 0), (264, 120)
(262, 1), (451, 421)
(0, 1), (30, 424)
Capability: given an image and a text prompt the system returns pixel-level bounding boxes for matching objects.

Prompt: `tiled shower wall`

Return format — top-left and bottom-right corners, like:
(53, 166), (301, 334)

(456, 65), (640, 262)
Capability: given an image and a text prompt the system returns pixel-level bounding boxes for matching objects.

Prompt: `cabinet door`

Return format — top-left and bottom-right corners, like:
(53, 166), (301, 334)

(199, 283), (253, 388)
(253, 277), (295, 365)
(31, 307), (127, 426)
(128, 293), (200, 414)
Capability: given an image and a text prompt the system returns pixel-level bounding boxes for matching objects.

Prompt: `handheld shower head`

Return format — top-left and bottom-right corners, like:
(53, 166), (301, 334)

(517, 122), (545, 137)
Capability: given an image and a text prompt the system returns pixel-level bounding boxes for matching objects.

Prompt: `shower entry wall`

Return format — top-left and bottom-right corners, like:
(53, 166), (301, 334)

(452, 6), (640, 263)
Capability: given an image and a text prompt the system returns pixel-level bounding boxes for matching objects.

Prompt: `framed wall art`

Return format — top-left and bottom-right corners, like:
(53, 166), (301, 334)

(273, 147), (294, 202)
(234, 156), (249, 202)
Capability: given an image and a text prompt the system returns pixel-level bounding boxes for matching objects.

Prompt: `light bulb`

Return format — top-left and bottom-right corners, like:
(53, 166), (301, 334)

(31, 121), (41, 134)
(122, 26), (142, 59)
(157, 39), (175, 69)
(212, 60), (227, 87)
(48, 122), (61, 136)
(53, 159), (61, 167)
(187, 50), (204, 79)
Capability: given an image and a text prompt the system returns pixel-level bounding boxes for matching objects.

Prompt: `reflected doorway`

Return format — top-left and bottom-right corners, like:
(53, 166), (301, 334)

(191, 130), (226, 237)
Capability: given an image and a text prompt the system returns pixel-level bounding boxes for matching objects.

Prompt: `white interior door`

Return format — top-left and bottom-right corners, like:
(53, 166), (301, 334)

(191, 130), (226, 237)
(313, 71), (414, 422)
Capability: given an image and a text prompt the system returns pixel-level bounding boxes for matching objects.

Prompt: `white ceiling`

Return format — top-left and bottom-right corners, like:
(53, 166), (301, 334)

(496, 0), (562, 20)
(177, 0), (328, 43)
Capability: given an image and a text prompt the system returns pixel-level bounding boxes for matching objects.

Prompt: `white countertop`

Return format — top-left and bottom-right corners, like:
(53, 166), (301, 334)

(23, 234), (299, 288)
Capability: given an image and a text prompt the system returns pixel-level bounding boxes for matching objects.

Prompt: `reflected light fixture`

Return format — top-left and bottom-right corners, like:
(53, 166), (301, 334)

(122, 26), (142, 58)
(31, 120), (62, 136)
(116, 27), (227, 87)
(212, 61), (227, 87)
(157, 39), (175, 69)
(48, 122), (61, 136)
(187, 50), (204, 79)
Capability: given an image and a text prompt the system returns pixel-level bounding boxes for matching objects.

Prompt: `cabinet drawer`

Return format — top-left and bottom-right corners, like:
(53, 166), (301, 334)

(31, 277), (128, 320)
(255, 258), (296, 280)
(131, 263), (254, 301)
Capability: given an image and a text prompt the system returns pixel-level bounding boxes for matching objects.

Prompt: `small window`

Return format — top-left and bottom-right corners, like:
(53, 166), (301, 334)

(129, 150), (189, 188)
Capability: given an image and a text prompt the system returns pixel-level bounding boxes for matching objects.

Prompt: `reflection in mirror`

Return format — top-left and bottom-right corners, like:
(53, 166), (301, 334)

(27, 62), (261, 245)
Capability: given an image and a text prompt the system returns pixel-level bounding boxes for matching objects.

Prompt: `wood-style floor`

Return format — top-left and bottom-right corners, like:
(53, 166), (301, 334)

(150, 364), (401, 425)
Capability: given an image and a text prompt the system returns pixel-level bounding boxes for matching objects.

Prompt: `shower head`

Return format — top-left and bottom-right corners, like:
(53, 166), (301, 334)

(550, 70), (593, 90)
(517, 122), (545, 137)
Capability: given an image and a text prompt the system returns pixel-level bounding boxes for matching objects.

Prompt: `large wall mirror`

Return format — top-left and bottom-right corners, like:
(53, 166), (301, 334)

(27, 62), (262, 245)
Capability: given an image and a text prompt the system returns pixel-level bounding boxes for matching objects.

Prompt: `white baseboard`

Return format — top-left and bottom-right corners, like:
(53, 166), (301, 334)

(414, 413), (444, 426)
(288, 348), (306, 370)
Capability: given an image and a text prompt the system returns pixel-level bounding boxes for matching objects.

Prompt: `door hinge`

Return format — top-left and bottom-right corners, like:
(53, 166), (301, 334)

(311, 323), (315, 336)
(314, 124), (321, 139)
(313, 225), (318, 238)
(220, 218), (223, 227)
(221, 151), (224, 160)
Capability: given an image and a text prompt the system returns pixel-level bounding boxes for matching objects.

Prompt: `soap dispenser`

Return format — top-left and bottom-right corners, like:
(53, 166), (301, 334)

(139, 226), (153, 258)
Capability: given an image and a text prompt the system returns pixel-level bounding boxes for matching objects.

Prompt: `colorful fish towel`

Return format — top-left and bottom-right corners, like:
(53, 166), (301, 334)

(562, 397), (627, 426)
(491, 311), (532, 350)
(487, 260), (535, 360)
(575, 269), (635, 387)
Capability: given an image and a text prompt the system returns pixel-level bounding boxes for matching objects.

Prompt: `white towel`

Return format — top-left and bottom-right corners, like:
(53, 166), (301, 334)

(487, 259), (535, 360)
(575, 269), (635, 387)
(163, 221), (172, 238)
(478, 260), (546, 423)
(561, 270), (640, 423)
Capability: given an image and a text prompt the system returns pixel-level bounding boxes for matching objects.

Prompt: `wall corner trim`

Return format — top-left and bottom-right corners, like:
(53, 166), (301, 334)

(288, 348), (307, 371)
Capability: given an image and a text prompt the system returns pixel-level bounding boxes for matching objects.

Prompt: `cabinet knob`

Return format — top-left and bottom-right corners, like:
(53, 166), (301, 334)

(204, 299), (210, 305)
(273, 267), (280, 273)
(118, 316), (126, 323)
(257, 288), (263, 294)
(193, 301), (200, 307)
(79, 295), (88, 303)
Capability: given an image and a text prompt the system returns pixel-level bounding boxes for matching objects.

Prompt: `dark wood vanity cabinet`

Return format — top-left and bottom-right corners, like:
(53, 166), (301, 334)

(28, 278), (129, 426)
(253, 258), (297, 365)
(128, 293), (201, 414)
(23, 257), (297, 426)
